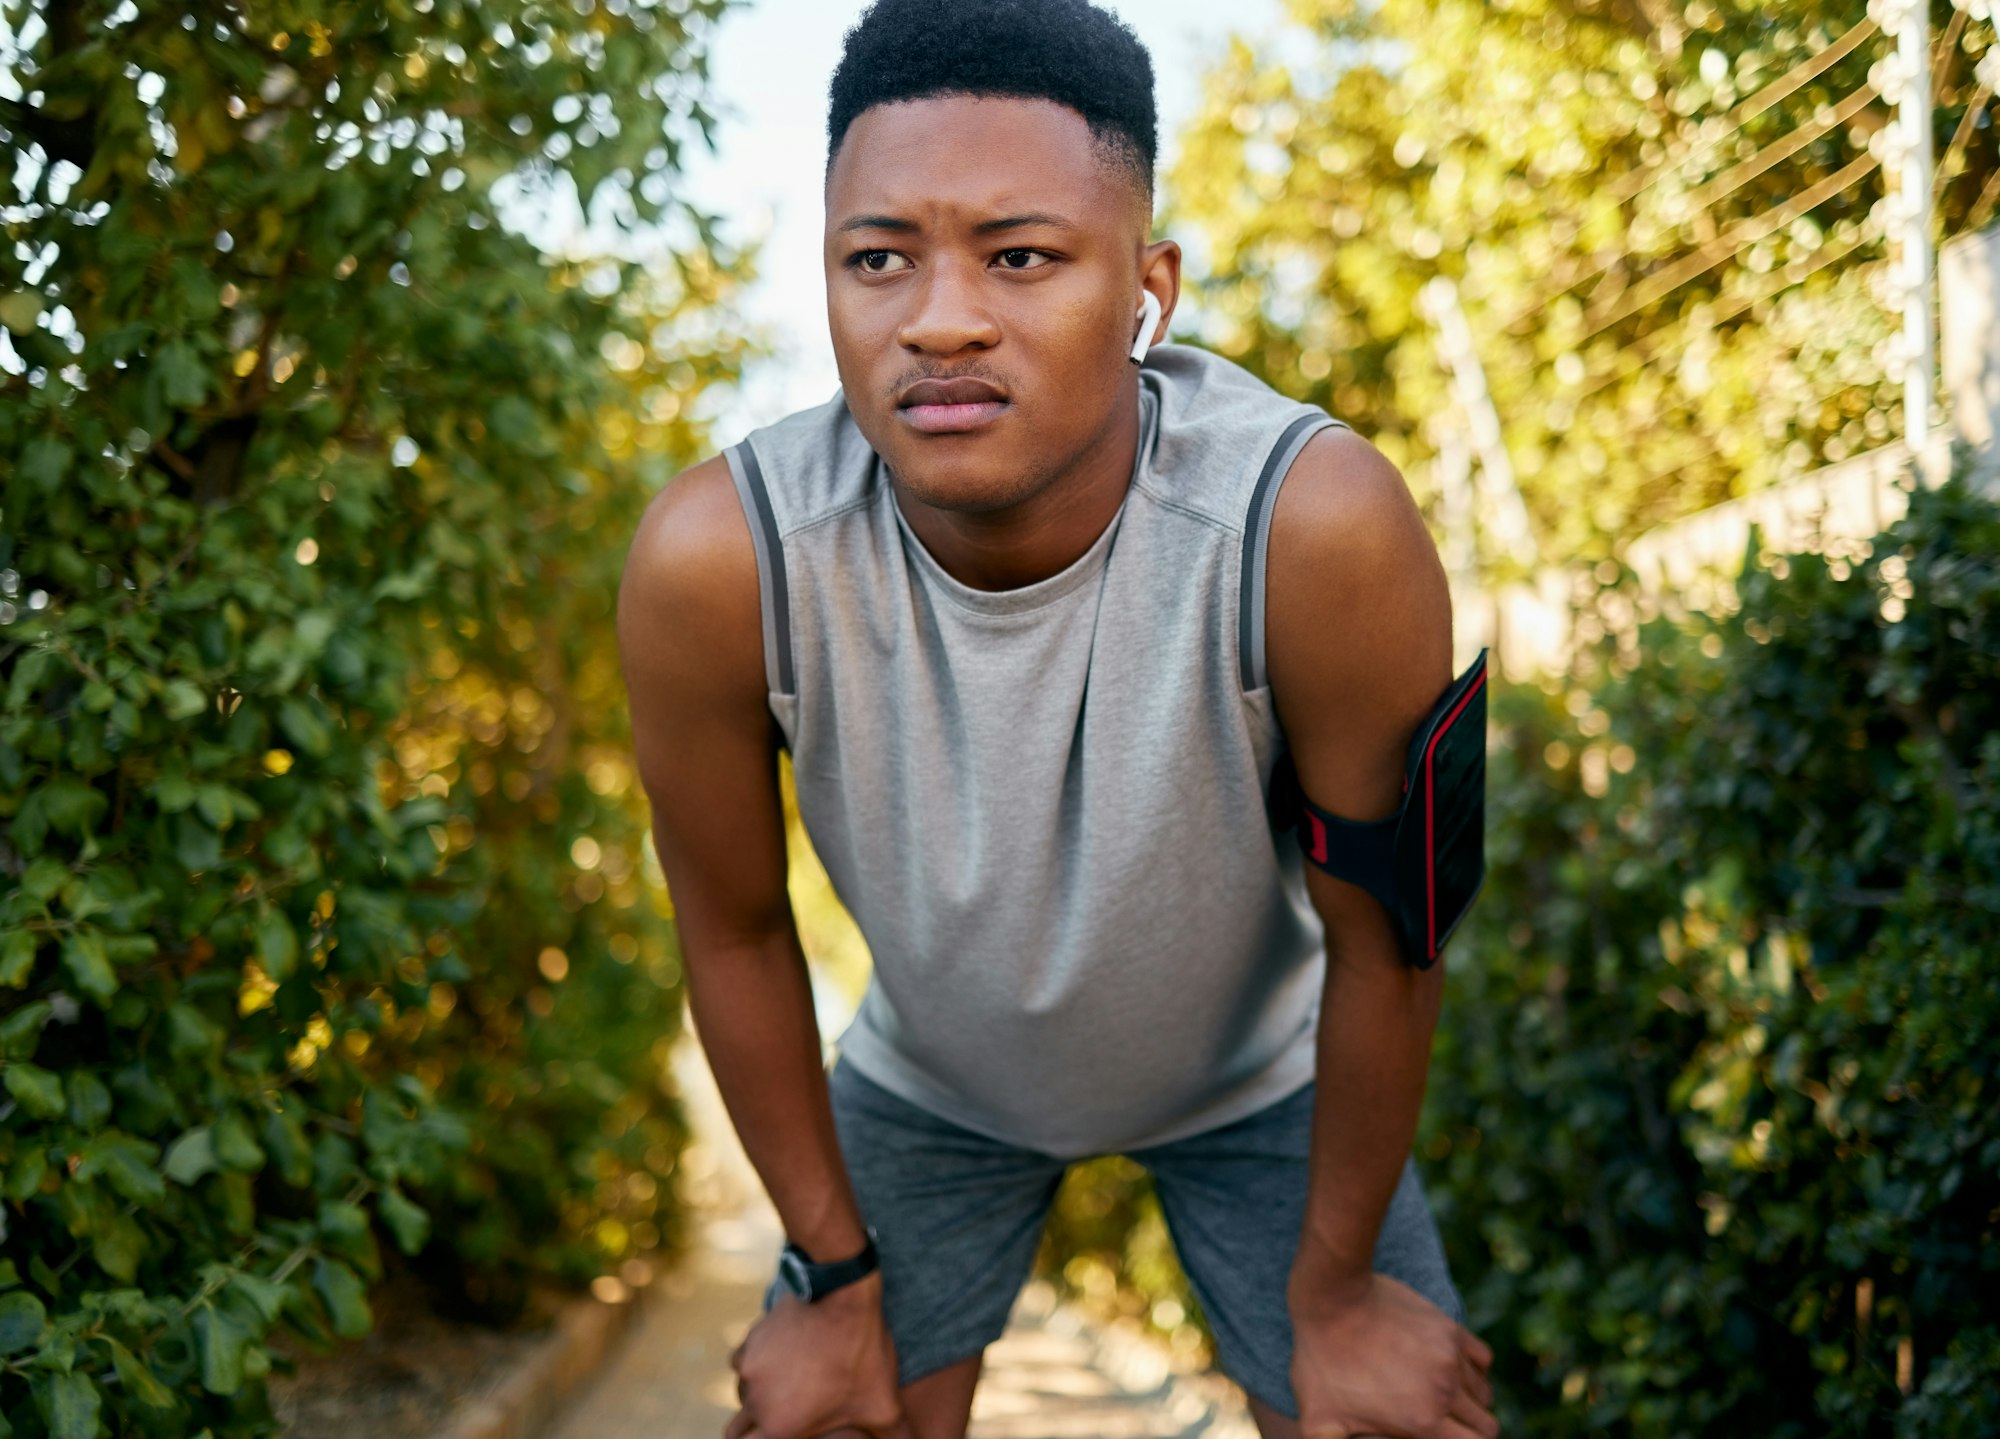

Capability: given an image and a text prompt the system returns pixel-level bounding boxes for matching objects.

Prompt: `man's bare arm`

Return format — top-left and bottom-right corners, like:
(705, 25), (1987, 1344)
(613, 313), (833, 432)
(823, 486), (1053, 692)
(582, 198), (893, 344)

(1265, 428), (1496, 1438)
(620, 459), (916, 1439)
(618, 456), (869, 1264)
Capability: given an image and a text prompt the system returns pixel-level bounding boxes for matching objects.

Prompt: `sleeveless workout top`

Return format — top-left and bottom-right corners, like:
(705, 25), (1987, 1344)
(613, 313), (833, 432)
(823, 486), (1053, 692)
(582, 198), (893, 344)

(725, 342), (1348, 1158)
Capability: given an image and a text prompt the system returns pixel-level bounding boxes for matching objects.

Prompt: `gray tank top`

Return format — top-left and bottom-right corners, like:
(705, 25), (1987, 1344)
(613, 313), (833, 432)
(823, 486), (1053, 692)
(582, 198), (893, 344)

(725, 343), (1347, 1158)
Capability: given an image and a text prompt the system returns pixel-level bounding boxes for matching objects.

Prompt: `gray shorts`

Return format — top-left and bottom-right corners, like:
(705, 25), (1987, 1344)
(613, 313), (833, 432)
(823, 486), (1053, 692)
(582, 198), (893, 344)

(767, 1057), (1465, 1417)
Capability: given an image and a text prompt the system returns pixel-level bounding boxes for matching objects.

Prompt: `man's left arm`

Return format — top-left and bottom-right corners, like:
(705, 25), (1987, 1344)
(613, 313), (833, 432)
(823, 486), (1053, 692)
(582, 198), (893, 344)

(1265, 427), (1497, 1439)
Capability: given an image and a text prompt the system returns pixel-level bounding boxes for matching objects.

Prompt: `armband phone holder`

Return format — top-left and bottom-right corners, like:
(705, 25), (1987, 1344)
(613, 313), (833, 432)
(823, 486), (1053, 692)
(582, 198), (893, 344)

(1271, 649), (1488, 969)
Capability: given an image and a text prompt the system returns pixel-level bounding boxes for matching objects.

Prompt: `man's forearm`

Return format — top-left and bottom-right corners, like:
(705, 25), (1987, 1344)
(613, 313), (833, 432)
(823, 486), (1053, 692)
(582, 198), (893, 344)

(1289, 943), (1445, 1308)
(684, 929), (870, 1261)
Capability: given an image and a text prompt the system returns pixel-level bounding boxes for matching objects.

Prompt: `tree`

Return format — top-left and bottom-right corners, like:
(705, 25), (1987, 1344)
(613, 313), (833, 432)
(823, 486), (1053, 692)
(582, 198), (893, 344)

(0, 1), (747, 1431)
(1167, 0), (1998, 565)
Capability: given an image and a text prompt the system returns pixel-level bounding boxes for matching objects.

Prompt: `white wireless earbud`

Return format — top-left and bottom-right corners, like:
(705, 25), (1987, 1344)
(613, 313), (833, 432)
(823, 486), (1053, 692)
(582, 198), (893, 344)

(1128, 290), (1163, 366)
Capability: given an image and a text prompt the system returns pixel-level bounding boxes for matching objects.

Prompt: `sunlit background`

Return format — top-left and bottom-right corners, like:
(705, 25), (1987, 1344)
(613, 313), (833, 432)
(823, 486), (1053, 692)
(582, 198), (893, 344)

(3, 1), (1997, 1436)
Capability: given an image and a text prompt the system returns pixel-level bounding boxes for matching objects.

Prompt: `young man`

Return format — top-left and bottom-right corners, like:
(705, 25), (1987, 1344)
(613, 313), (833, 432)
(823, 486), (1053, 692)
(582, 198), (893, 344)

(617, 2), (1497, 1436)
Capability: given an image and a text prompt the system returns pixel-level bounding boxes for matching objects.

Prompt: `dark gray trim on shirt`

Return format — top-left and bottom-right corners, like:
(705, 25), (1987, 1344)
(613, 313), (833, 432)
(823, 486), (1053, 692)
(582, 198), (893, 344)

(1239, 412), (1350, 691)
(725, 440), (794, 697)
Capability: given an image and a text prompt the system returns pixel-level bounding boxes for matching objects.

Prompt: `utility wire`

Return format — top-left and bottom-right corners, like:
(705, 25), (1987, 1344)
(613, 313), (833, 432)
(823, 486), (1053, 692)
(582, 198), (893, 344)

(1934, 52), (1998, 216)
(1512, 16), (1893, 331)
(1583, 153), (1881, 339)
(1575, 223), (1880, 404)
(1681, 83), (1880, 215)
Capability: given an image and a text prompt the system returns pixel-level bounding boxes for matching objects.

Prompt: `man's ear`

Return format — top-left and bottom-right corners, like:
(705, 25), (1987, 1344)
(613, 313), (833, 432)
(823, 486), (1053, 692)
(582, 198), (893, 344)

(1138, 238), (1182, 340)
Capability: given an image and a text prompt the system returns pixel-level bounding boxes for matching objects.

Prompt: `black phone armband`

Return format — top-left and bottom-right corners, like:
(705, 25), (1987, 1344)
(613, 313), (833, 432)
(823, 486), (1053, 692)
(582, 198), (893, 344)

(1271, 650), (1489, 969)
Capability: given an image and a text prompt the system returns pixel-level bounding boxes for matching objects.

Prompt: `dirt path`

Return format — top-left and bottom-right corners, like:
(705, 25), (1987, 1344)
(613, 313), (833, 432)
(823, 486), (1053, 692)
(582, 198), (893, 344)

(548, 1040), (1257, 1439)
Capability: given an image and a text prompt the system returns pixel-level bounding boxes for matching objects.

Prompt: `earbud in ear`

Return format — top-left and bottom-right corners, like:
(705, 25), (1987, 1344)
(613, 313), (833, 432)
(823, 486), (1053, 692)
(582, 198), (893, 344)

(1129, 290), (1163, 366)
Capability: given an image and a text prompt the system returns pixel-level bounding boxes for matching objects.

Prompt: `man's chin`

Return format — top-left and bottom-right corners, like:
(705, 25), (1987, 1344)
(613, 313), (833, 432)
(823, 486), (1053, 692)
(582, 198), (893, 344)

(892, 468), (1047, 516)
(881, 444), (1054, 517)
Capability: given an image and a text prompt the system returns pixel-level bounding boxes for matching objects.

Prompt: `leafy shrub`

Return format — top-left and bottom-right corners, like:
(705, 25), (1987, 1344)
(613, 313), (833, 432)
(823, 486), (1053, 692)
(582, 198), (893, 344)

(0, 1), (740, 1433)
(1428, 460), (2000, 1436)
(1041, 462), (2000, 1435)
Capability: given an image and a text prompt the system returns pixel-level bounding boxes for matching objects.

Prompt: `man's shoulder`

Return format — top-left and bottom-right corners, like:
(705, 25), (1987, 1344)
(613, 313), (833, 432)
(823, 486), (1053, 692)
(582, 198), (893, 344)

(1137, 343), (1347, 531)
(620, 455), (758, 637)
(732, 388), (882, 535)
(1271, 426), (1425, 574)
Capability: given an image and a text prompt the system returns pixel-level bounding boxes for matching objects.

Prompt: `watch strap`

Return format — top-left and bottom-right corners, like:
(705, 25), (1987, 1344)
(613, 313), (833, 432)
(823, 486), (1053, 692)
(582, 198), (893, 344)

(782, 1229), (879, 1302)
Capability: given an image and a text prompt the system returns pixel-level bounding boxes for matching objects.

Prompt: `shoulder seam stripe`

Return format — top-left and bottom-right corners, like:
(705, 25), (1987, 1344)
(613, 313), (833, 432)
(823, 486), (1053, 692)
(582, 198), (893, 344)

(1239, 413), (1349, 692)
(729, 441), (795, 697)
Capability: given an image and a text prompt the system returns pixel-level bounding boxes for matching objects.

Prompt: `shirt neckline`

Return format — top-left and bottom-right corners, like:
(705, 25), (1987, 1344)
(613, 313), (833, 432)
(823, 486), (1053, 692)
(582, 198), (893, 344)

(883, 385), (1158, 618)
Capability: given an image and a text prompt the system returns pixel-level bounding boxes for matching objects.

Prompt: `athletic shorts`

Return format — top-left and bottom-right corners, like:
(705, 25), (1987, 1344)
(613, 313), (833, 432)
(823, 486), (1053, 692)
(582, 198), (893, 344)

(764, 1056), (1465, 1418)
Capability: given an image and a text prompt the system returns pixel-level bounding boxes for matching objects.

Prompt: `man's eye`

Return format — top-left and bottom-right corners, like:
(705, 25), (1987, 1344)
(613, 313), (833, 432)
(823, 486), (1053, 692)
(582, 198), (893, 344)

(996, 249), (1049, 270)
(854, 251), (908, 274)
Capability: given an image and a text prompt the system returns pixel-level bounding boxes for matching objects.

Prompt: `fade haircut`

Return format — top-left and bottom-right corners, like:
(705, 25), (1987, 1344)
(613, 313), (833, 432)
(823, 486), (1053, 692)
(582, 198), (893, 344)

(825, 0), (1158, 201)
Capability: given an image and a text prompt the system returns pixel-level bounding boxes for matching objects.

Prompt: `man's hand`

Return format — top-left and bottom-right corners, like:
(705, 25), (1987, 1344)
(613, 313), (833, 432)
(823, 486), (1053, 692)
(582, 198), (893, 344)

(1289, 1273), (1497, 1439)
(723, 1273), (914, 1439)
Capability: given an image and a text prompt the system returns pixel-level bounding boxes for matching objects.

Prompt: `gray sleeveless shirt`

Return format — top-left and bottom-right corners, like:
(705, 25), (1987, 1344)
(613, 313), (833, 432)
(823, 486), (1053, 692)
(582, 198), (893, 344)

(725, 343), (1347, 1158)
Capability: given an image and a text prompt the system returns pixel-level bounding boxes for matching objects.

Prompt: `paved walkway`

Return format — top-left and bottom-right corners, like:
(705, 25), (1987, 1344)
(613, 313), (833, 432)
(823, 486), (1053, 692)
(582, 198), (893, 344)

(548, 1042), (1256, 1439)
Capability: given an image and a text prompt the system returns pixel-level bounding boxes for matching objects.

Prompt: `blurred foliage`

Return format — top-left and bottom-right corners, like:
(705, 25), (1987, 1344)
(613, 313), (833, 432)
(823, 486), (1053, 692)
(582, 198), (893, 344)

(1168, 0), (2000, 567)
(1042, 462), (2000, 1433)
(0, 0), (747, 1433)
(1427, 456), (1999, 1435)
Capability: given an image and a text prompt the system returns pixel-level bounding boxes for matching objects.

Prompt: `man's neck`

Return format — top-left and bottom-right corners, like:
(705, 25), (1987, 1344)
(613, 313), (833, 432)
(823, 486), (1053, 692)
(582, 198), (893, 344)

(890, 385), (1141, 592)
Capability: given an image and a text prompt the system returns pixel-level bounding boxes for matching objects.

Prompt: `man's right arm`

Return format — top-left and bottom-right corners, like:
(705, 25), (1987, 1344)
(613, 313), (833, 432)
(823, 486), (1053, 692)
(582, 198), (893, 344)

(617, 455), (871, 1266)
(620, 460), (915, 1439)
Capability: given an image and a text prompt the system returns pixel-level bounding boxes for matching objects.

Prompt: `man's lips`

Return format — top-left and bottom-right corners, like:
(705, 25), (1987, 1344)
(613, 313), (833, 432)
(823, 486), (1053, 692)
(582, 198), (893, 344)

(896, 377), (1010, 435)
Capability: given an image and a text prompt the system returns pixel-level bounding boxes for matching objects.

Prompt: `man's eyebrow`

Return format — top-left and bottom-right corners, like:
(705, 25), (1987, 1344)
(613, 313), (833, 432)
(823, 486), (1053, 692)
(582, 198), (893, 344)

(833, 212), (1080, 235)
(973, 212), (1077, 235)
(836, 214), (919, 234)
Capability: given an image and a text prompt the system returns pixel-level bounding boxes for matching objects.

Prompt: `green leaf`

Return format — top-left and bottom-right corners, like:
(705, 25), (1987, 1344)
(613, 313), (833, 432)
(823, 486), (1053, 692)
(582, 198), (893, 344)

(0, 1290), (48, 1356)
(166, 1004), (219, 1060)
(0, 1002), (51, 1060)
(0, 289), (43, 334)
(76, 1133), (165, 1205)
(163, 1127), (218, 1185)
(256, 907), (299, 982)
(156, 339), (207, 408)
(161, 678), (209, 721)
(265, 1107), (311, 1187)
(377, 1187), (430, 1255)
(4, 1147), (48, 1203)
(152, 766), (196, 811)
(4, 1063), (65, 1120)
(20, 437), (69, 492)
(61, 931), (117, 1003)
(278, 697), (333, 757)
(90, 1210), (146, 1283)
(194, 784), (234, 829)
(193, 1302), (247, 1395)
(173, 812), (222, 872)
(0, 931), (36, 988)
(212, 1112), (266, 1173)
(227, 1269), (287, 1324)
(316, 1199), (371, 1258)
(40, 777), (107, 836)
(36, 1370), (100, 1439)
(106, 1337), (175, 1410)
(66, 1071), (111, 1130)
(20, 858), (69, 906)
(312, 1258), (371, 1339)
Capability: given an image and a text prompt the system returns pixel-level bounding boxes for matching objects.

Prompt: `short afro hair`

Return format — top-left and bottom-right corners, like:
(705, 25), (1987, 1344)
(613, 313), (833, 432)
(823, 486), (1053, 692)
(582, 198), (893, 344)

(826, 0), (1157, 198)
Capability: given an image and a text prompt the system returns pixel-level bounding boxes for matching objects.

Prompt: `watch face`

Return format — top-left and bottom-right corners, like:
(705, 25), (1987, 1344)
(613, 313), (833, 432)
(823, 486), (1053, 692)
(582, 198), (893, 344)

(776, 1249), (812, 1300)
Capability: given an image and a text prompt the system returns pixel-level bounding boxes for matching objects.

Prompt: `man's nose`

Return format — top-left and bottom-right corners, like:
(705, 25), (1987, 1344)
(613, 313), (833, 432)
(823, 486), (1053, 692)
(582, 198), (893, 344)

(896, 258), (1000, 356)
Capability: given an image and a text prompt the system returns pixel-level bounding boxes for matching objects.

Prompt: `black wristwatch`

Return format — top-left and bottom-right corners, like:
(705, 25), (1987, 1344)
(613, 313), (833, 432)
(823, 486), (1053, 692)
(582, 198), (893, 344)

(774, 1228), (880, 1303)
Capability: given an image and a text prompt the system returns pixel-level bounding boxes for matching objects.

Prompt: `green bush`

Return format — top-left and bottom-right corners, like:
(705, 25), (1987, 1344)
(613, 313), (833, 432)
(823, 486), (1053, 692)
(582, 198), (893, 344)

(1429, 459), (2000, 1435)
(1, 2), (741, 1433)
(1041, 462), (2000, 1433)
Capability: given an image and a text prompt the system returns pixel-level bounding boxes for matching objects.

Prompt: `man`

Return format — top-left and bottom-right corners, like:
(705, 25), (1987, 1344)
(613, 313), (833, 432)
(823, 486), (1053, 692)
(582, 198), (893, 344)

(617, 2), (1497, 1436)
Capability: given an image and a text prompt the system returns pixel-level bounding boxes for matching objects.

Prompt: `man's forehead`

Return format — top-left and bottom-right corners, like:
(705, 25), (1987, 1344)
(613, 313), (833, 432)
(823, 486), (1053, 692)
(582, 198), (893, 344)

(826, 94), (1139, 228)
